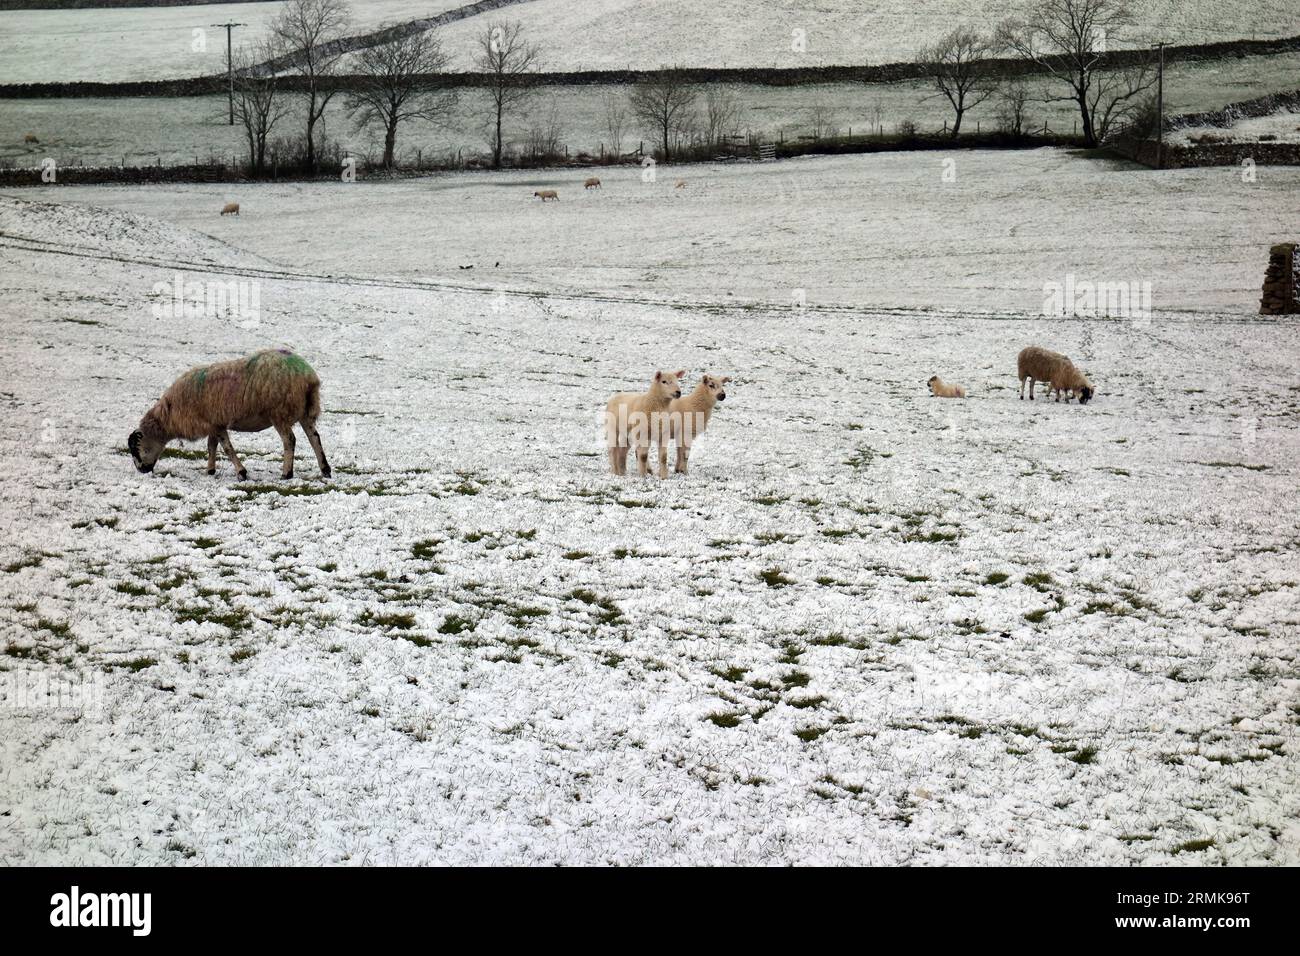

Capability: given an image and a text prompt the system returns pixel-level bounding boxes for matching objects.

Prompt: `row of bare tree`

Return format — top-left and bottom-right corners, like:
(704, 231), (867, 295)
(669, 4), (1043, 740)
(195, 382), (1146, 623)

(232, 0), (1161, 175)
(919, 0), (1159, 145)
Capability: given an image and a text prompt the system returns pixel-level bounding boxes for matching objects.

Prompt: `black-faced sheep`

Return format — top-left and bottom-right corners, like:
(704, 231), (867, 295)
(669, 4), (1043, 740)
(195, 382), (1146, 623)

(1017, 346), (1094, 404)
(129, 349), (331, 480)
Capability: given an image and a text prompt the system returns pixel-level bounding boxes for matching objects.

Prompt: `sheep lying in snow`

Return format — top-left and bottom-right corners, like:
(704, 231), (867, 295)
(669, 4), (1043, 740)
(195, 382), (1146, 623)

(604, 370), (684, 479)
(220, 202), (240, 216)
(1017, 346), (1093, 404)
(927, 375), (966, 398)
(667, 373), (730, 474)
(129, 349), (331, 481)
(584, 177), (601, 189)
(534, 189), (559, 202)
(23, 133), (38, 144)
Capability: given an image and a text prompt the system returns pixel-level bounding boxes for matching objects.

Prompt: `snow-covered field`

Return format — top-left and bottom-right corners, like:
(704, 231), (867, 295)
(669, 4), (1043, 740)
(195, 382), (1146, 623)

(1172, 106), (1300, 145)
(41, 149), (1299, 312)
(1, 149), (1298, 865)
(0, 0), (474, 85)
(0, 0), (1296, 83)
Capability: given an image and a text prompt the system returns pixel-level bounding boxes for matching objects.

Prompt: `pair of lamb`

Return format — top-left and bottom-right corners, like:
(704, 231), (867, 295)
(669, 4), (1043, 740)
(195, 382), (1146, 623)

(605, 370), (731, 478)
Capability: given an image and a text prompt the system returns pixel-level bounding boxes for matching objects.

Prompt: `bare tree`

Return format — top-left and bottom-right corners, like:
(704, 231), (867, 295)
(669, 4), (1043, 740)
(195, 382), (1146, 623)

(233, 42), (290, 174)
(347, 26), (456, 169)
(808, 103), (837, 140)
(703, 88), (744, 148)
(474, 21), (541, 169)
(629, 68), (698, 161)
(271, 0), (351, 172)
(997, 77), (1032, 134)
(996, 0), (1156, 146)
(524, 99), (564, 162)
(918, 27), (995, 138)
(602, 91), (627, 155)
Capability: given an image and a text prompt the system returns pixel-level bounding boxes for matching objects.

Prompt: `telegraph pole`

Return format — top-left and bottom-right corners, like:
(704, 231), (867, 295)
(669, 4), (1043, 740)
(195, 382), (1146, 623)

(1153, 41), (1166, 169)
(212, 21), (246, 126)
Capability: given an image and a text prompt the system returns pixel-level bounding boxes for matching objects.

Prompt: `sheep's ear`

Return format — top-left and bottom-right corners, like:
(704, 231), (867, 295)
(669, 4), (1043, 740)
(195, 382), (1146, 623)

(674, 369), (686, 379)
(721, 376), (731, 384)
(654, 370), (663, 381)
(128, 430), (141, 456)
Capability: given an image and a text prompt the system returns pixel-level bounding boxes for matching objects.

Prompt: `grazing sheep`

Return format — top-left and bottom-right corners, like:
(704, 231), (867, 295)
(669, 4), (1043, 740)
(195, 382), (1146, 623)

(584, 177), (601, 189)
(220, 202), (240, 216)
(1047, 359), (1094, 404)
(927, 375), (966, 398)
(668, 374), (730, 474)
(534, 190), (559, 202)
(1017, 346), (1093, 404)
(604, 370), (685, 479)
(675, 180), (687, 189)
(23, 133), (38, 144)
(129, 348), (331, 481)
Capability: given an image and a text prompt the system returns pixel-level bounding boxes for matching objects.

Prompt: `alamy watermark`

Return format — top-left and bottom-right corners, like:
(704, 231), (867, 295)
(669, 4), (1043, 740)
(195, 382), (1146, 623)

(1043, 274), (1152, 320)
(3, 669), (104, 715)
(151, 271), (260, 328)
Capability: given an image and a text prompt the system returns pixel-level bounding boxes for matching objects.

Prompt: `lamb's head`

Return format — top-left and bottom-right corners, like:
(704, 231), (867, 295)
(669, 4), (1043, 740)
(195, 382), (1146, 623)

(128, 409), (168, 473)
(653, 369), (685, 401)
(703, 374), (731, 402)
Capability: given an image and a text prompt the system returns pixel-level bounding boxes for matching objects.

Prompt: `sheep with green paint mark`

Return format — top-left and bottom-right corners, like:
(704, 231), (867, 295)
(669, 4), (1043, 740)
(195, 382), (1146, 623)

(129, 349), (331, 480)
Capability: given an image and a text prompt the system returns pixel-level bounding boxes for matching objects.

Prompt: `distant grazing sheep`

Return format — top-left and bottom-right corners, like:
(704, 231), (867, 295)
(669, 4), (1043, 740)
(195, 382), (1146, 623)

(534, 189), (559, 202)
(605, 370), (685, 479)
(129, 349), (331, 481)
(584, 177), (601, 189)
(668, 374), (729, 474)
(220, 202), (240, 216)
(1017, 346), (1093, 404)
(927, 375), (966, 398)
(675, 180), (687, 188)
(23, 133), (38, 144)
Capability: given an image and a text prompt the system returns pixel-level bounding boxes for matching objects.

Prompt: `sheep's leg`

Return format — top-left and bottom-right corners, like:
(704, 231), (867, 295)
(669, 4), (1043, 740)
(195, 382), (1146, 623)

(206, 433), (219, 475)
(218, 429), (248, 481)
(635, 443), (650, 476)
(1018, 377), (1025, 400)
(275, 423), (296, 479)
(674, 441), (690, 475)
(1028, 378), (1035, 400)
(657, 442), (668, 479)
(300, 421), (332, 478)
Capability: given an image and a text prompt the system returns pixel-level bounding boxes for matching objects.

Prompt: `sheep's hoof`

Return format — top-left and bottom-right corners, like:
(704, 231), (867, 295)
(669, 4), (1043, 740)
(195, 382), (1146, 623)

(236, 469), (248, 481)
(207, 468), (216, 476)
(321, 466), (332, 479)
(282, 472), (294, 480)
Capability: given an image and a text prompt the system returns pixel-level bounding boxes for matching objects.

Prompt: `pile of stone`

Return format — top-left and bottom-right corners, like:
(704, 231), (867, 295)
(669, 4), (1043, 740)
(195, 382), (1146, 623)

(1260, 243), (1299, 315)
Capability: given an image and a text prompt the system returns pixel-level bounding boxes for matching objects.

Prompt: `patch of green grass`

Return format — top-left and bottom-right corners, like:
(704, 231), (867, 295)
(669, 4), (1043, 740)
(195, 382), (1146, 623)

(1199, 461), (1268, 472)
(759, 567), (794, 588)
(707, 712), (743, 728)
(1070, 745), (1100, 764)
(984, 572), (1010, 586)
(396, 633), (433, 648)
(174, 605), (250, 632)
(356, 609), (417, 631)
(1024, 607), (1051, 623)
(1171, 838), (1215, 855)
(794, 726), (828, 742)
(710, 665), (748, 682)
(117, 656), (157, 672)
(788, 695), (827, 710)
(562, 550), (591, 560)
(230, 648), (256, 663)
(190, 537), (221, 550)
(810, 633), (847, 647)
(113, 581), (150, 596)
(37, 618), (72, 638)
(569, 588), (624, 625)
(1023, 572), (1054, 591)
(3, 555), (42, 573)
(437, 614), (475, 635)
(753, 495), (786, 506)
